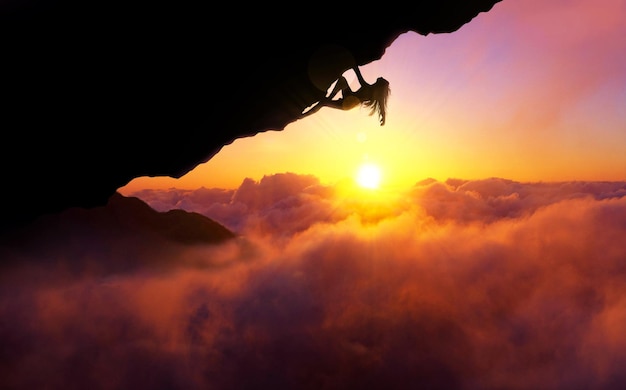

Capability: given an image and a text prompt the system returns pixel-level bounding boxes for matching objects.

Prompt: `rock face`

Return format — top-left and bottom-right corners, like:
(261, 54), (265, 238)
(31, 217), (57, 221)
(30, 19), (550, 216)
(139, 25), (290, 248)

(1, 0), (502, 230)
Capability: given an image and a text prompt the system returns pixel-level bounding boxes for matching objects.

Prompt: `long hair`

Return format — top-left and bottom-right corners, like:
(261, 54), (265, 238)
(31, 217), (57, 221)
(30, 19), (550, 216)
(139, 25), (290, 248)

(362, 77), (391, 126)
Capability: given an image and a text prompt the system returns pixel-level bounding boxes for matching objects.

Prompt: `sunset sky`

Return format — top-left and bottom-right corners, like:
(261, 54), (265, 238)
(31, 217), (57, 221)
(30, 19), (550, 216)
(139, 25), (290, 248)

(4, 1), (626, 389)
(120, 0), (626, 194)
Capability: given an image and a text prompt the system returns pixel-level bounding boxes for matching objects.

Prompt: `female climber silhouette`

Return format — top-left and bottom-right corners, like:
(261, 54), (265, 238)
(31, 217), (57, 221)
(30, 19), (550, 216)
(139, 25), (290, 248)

(303, 66), (391, 126)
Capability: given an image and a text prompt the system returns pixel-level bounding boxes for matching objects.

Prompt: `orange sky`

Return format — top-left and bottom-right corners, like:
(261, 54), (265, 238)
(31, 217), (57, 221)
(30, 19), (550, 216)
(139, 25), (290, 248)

(6, 2), (626, 388)
(120, 0), (626, 195)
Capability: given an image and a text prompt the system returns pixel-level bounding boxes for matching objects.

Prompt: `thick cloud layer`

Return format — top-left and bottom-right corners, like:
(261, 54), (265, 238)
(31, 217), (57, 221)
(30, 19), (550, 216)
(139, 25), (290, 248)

(2, 174), (626, 389)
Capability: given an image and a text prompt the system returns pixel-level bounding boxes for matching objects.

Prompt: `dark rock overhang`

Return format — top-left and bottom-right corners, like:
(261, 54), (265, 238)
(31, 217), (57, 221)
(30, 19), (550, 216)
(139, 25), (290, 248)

(0, 0), (502, 231)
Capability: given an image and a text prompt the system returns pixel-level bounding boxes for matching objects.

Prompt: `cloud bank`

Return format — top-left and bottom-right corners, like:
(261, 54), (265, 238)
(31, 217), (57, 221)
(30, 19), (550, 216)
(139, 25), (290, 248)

(2, 174), (626, 389)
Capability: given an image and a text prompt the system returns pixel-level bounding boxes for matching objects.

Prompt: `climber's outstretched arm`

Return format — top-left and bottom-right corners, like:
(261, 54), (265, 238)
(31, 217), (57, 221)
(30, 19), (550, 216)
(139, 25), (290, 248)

(352, 66), (368, 88)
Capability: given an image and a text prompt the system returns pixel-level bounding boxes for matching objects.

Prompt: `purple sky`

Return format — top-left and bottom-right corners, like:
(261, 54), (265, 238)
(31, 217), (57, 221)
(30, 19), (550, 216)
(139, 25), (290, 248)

(121, 0), (626, 193)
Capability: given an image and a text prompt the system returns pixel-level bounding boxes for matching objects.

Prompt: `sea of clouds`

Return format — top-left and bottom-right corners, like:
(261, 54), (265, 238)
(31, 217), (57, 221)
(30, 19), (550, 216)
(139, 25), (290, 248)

(2, 174), (626, 389)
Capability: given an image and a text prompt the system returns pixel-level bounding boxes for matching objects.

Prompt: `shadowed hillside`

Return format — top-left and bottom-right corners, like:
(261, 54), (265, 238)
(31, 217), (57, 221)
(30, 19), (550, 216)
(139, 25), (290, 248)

(0, 193), (236, 275)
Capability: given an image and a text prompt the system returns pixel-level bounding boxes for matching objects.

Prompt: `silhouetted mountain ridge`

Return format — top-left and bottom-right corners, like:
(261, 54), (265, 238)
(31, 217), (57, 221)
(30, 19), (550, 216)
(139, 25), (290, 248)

(0, 193), (236, 274)
(105, 193), (237, 245)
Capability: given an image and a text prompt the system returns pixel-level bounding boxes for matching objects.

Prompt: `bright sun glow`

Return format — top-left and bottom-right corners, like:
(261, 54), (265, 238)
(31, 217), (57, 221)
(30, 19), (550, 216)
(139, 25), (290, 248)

(356, 163), (382, 189)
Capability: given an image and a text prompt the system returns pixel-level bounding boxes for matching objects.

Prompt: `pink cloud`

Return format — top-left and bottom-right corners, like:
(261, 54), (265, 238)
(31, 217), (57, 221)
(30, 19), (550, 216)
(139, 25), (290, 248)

(3, 175), (626, 388)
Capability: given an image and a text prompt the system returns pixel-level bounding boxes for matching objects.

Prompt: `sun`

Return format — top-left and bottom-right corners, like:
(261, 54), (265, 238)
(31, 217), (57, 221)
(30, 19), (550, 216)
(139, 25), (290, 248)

(356, 162), (382, 189)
